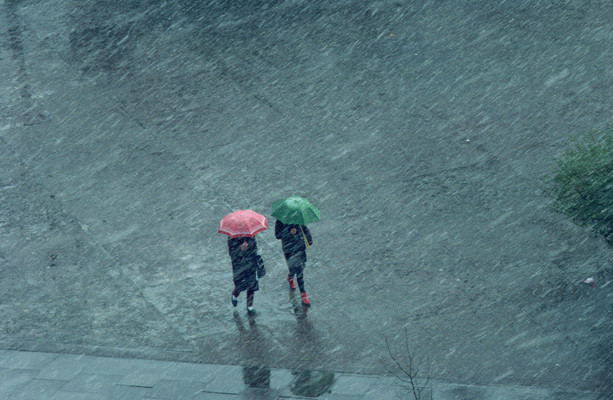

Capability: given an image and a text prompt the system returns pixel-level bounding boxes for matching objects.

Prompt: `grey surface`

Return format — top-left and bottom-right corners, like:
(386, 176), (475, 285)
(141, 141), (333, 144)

(0, 350), (603, 400)
(1, 0), (612, 398)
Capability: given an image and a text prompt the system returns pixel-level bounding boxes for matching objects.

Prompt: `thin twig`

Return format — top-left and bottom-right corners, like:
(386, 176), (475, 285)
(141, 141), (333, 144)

(384, 331), (431, 400)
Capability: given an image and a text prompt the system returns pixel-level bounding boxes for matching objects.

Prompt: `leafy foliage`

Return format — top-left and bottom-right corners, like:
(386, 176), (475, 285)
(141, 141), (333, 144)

(547, 128), (613, 245)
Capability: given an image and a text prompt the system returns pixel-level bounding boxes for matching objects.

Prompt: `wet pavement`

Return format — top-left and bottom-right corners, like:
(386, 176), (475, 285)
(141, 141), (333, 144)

(0, 349), (601, 400)
(1, 0), (613, 399)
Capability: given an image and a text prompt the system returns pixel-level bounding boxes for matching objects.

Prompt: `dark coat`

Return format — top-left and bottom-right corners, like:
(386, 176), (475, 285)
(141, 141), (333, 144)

(228, 237), (259, 292)
(274, 220), (313, 261)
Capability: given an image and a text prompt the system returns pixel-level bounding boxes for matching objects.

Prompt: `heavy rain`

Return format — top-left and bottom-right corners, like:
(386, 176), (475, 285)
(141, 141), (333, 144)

(0, 0), (612, 399)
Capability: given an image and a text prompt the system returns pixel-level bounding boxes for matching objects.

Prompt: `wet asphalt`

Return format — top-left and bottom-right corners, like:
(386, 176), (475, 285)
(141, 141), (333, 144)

(1, 0), (612, 399)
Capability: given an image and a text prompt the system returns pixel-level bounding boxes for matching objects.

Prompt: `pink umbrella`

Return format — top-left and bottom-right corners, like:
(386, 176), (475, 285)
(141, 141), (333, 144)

(218, 210), (267, 238)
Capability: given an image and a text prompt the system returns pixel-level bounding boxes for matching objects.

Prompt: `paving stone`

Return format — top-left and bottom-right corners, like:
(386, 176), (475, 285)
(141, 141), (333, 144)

(160, 361), (223, 382)
(487, 385), (553, 400)
(328, 374), (379, 395)
(241, 387), (283, 400)
(0, 368), (39, 396)
(116, 360), (181, 388)
(147, 379), (210, 400)
(60, 372), (124, 393)
(0, 349), (14, 364)
(363, 379), (405, 400)
(203, 365), (245, 394)
(37, 353), (96, 380)
(279, 370), (335, 398)
(432, 384), (490, 400)
(81, 356), (145, 376)
(118, 368), (164, 388)
(318, 394), (366, 400)
(104, 384), (154, 399)
(269, 369), (295, 390)
(9, 378), (68, 400)
(49, 392), (109, 400)
(192, 393), (239, 400)
(0, 350), (58, 370)
(116, 358), (219, 388)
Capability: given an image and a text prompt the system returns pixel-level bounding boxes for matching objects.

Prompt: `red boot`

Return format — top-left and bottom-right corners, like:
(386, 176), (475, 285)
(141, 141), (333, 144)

(287, 276), (296, 289)
(300, 292), (310, 306)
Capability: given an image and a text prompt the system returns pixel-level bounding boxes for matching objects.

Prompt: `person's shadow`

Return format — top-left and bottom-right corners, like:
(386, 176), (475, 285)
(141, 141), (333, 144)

(287, 291), (335, 397)
(233, 311), (272, 389)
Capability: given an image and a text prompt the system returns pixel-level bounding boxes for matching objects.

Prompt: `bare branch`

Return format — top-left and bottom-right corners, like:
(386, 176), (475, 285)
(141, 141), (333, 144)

(384, 331), (432, 400)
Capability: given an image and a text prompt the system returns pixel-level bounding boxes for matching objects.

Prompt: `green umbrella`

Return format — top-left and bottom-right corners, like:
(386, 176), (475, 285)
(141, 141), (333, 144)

(271, 196), (320, 225)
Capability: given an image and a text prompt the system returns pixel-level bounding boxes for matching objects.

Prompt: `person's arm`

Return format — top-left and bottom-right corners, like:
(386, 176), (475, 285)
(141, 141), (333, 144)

(228, 238), (240, 259)
(303, 225), (313, 246)
(246, 238), (259, 263)
(248, 237), (258, 253)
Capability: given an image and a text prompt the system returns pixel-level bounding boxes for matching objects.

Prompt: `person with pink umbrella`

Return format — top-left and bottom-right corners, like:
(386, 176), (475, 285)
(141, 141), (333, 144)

(219, 210), (267, 315)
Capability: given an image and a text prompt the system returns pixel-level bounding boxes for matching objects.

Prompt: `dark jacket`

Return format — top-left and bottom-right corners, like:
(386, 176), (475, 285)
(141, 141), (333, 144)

(228, 237), (259, 292)
(275, 220), (313, 260)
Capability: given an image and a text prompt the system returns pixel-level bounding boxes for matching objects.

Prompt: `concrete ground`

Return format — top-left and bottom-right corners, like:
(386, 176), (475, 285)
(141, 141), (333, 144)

(0, 349), (601, 400)
(1, 0), (612, 398)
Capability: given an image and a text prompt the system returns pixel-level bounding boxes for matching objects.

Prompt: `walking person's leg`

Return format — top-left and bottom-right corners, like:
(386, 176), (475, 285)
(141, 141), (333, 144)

(295, 267), (305, 293)
(246, 288), (256, 314)
(289, 252), (310, 306)
(232, 286), (240, 307)
(298, 267), (309, 306)
(232, 275), (247, 308)
(246, 289), (254, 307)
(286, 253), (297, 289)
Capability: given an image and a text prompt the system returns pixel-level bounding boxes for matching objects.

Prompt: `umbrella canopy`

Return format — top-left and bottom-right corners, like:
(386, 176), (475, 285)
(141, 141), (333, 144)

(271, 196), (320, 225)
(218, 210), (267, 238)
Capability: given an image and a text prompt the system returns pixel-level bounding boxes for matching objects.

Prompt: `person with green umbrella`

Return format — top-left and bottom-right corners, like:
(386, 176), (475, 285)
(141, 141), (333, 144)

(272, 197), (320, 306)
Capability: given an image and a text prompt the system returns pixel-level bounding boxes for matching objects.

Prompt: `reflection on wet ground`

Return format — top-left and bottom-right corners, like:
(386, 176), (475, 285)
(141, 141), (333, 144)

(233, 311), (272, 390)
(288, 292), (336, 397)
(232, 291), (336, 397)
(290, 370), (335, 398)
(289, 290), (334, 397)
(233, 311), (268, 363)
(243, 365), (271, 389)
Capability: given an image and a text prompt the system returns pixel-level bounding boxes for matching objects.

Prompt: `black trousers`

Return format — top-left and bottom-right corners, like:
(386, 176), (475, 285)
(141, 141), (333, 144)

(287, 252), (306, 293)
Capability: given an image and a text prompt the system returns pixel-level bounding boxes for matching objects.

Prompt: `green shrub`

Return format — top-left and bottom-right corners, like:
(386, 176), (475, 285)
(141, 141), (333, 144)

(546, 127), (613, 245)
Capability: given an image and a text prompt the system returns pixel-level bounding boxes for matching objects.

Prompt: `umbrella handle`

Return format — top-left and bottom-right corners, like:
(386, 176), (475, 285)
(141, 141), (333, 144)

(300, 226), (310, 250)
